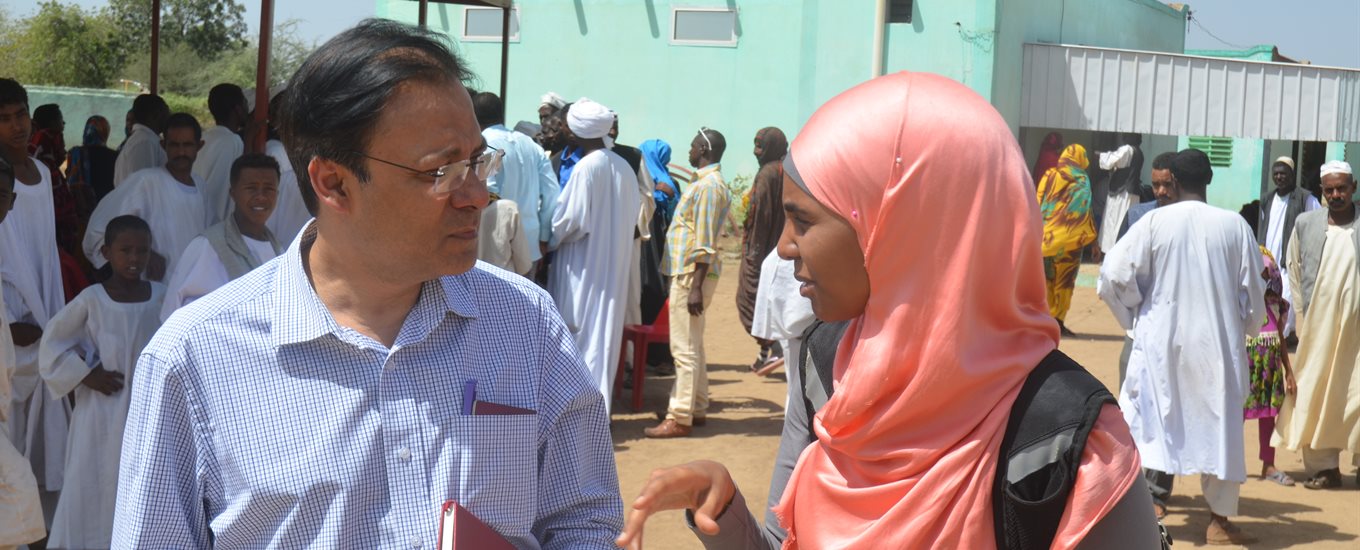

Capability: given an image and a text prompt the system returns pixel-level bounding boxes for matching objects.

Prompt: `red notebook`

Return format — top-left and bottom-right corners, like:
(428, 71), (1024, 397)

(438, 501), (517, 550)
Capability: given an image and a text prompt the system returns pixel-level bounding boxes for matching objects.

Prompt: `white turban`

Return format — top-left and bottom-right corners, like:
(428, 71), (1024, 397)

(567, 98), (616, 148)
(1273, 156), (1295, 170)
(1320, 160), (1353, 179)
(540, 92), (567, 109)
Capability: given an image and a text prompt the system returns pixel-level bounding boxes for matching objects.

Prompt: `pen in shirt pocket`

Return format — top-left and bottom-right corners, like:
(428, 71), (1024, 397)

(462, 379), (476, 416)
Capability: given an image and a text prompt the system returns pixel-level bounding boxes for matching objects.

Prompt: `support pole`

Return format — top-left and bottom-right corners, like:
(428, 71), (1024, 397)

(500, 4), (510, 102)
(251, 0), (275, 153)
(419, 0), (429, 27)
(150, 0), (161, 94)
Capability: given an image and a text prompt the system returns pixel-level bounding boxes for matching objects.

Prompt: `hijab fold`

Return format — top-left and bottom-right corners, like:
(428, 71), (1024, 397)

(772, 72), (1137, 549)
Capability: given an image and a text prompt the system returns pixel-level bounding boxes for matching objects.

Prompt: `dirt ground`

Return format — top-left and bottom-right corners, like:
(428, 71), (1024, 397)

(609, 239), (1360, 549)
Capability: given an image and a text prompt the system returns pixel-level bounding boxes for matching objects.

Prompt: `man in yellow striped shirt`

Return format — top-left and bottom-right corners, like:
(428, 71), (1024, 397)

(646, 128), (733, 438)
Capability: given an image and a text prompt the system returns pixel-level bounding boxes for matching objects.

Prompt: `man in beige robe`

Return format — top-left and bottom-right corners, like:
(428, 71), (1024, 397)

(1276, 160), (1360, 489)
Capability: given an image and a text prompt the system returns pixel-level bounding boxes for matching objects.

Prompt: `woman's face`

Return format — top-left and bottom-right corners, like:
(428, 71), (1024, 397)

(777, 176), (870, 322)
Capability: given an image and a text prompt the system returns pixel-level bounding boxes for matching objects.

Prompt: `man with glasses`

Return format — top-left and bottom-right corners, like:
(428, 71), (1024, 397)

(645, 127), (733, 438)
(113, 20), (622, 548)
(548, 98), (643, 414)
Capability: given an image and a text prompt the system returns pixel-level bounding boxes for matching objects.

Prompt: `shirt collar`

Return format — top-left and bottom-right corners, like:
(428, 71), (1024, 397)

(696, 163), (722, 180)
(270, 222), (480, 347)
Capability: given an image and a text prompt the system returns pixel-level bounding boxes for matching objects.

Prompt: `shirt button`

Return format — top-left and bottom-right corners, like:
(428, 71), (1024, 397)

(398, 447), (412, 461)
(410, 538), (423, 548)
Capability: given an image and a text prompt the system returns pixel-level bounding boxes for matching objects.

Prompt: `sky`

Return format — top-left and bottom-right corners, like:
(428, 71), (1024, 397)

(3, 0), (1358, 68)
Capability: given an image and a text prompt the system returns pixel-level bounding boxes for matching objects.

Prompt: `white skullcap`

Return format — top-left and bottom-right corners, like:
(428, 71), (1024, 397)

(1273, 156), (1295, 170)
(540, 92), (567, 109)
(244, 84), (287, 113)
(567, 98), (616, 148)
(1320, 160), (1353, 179)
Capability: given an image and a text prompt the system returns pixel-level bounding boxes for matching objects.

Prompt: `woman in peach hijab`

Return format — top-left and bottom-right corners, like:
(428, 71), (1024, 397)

(616, 72), (1158, 549)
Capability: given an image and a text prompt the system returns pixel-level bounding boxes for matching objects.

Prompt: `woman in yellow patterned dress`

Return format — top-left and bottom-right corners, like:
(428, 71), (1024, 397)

(1037, 144), (1097, 336)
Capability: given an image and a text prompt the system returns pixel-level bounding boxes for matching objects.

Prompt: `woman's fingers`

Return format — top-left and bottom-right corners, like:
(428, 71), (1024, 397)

(617, 462), (733, 547)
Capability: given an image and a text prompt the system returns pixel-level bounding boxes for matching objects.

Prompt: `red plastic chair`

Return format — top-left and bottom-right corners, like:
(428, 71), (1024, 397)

(614, 299), (670, 412)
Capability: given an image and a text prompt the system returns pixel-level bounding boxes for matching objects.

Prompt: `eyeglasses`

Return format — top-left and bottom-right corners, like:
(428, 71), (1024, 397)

(697, 127), (713, 150)
(358, 146), (505, 199)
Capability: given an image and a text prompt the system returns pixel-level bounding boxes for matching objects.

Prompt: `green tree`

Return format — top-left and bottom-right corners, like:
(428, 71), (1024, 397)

(109, 0), (247, 61)
(0, 1), (125, 88)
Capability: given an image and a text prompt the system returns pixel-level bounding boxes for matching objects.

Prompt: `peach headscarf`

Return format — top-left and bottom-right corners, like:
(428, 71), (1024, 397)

(773, 72), (1140, 548)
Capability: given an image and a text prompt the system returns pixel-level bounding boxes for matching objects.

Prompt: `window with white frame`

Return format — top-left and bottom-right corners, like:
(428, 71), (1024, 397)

(463, 7), (520, 42)
(671, 7), (737, 46)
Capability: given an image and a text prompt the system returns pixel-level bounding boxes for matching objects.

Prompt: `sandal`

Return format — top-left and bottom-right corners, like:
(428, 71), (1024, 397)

(1264, 469), (1296, 486)
(1303, 468), (1342, 490)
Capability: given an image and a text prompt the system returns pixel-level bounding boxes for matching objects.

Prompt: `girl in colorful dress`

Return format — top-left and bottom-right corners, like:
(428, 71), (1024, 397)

(1246, 245), (1297, 486)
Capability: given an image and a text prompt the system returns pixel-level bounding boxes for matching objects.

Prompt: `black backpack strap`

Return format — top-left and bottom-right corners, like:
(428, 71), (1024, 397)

(993, 349), (1117, 550)
(797, 320), (850, 433)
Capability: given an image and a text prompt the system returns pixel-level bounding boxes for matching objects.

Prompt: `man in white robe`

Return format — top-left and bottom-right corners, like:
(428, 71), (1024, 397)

(264, 137), (310, 244)
(1275, 160), (1360, 490)
(474, 92), (559, 266)
(193, 84), (248, 227)
(112, 94), (169, 187)
(547, 99), (641, 415)
(1097, 134), (1143, 254)
(0, 153), (49, 548)
(477, 197), (535, 277)
(162, 153), (284, 320)
(1098, 149), (1265, 546)
(1257, 156), (1321, 339)
(0, 78), (71, 527)
(86, 114), (208, 282)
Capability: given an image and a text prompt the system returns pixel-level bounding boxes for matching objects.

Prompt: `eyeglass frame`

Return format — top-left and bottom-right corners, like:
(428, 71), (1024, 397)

(355, 145), (505, 198)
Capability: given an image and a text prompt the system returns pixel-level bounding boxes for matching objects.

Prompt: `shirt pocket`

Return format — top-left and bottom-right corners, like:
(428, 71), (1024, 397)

(442, 413), (539, 538)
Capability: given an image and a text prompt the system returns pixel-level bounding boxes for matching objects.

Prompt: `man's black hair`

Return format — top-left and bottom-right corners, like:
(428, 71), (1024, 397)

(230, 152), (281, 185)
(1171, 148), (1213, 192)
(164, 112), (203, 141)
(207, 83), (246, 125)
(32, 104), (61, 129)
(472, 92), (504, 127)
(1151, 152), (1176, 171)
(279, 18), (475, 215)
(132, 94), (169, 126)
(105, 214), (152, 246)
(699, 127), (727, 162)
(0, 78), (27, 108)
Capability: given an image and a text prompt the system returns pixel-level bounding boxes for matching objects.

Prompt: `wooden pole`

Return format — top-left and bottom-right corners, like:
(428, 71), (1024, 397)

(419, 0), (429, 27)
(150, 0), (161, 94)
(251, 0), (274, 153)
(499, 4), (510, 102)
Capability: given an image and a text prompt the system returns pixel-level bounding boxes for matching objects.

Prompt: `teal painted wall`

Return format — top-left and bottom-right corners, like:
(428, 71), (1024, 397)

(378, 0), (878, 181)
(881, 2), (994, 98)
(27, 86), (137, 150)
(1176, 135), (1267, 212)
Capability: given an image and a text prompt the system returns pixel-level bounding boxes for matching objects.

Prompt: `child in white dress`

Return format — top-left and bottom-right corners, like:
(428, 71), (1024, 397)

(39, 215), (165, 549)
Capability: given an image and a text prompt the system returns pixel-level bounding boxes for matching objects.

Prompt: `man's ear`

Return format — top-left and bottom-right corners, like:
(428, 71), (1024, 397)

(309, 157), (356, 215)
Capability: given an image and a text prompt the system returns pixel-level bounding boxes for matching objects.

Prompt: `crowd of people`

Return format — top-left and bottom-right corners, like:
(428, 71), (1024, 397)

(0, 16), (1355, 550)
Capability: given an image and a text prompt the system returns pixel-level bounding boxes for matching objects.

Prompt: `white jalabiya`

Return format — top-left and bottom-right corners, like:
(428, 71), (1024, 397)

(39, 283), (165, 550)
(84, 167), (208, 279)
(1275, 218), (1360, 454)
(160, 234), (279, 321)
(265, 139), (312, 244)
(0, 161), (70, 492)
(112, 123), (166, 187)
(192, 125), (245, 227)
(548, 149), (641, 414)
(0, 272), (46, 548)
(1098, 201), (1265, 483)
(476, 199), (534, 277)
(751, 249), (816, 385)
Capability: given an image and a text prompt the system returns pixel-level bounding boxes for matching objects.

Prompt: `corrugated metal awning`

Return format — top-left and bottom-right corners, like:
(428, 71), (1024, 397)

(1020, 43), (1360, 142)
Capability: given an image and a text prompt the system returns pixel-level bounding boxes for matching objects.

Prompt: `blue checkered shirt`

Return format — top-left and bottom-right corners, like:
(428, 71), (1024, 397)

(112, 225), (623, 549)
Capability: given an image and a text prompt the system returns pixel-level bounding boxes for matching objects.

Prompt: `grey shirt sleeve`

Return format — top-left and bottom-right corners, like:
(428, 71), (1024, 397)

(1076, 475), (1164, 550)
(688, 338), (818, 549)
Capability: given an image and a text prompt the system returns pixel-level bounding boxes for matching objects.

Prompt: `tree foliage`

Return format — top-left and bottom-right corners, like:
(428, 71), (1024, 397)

(0, 1), (312, 96)
(108, 0), (248, 61)
(0, 1), (125, 88)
